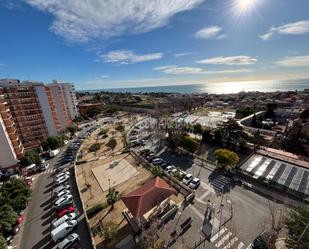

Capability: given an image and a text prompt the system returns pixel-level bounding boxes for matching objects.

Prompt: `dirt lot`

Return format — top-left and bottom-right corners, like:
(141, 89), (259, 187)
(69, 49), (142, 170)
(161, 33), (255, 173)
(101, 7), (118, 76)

(76, 115), (186, 248)
(76, 118), (154, 247)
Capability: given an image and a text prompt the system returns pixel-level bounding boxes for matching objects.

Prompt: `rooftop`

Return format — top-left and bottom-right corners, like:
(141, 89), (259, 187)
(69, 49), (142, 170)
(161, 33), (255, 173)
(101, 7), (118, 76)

(121, 177), (176, 218)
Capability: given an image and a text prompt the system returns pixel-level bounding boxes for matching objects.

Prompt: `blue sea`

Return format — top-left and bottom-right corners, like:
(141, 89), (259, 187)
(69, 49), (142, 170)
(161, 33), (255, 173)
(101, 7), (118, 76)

(82, 79), (309, 94)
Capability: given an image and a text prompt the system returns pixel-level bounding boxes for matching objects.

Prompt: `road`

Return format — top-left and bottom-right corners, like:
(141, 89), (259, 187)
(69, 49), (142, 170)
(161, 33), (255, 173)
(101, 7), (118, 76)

(155, 148), (282, 249)
(19, 144), (93, 249)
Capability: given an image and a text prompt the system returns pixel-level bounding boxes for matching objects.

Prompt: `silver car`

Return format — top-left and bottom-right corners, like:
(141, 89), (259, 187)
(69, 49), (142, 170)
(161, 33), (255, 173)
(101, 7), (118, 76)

(57, 233), (79, 249)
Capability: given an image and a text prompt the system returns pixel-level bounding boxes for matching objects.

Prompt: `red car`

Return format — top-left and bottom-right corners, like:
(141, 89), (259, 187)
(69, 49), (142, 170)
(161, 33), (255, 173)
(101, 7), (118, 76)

(56, 205), (75, 218)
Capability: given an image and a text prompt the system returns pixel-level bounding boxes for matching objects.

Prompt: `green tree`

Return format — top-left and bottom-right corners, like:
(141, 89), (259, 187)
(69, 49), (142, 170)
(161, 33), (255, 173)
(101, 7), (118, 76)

(193, 123), (203, 134)
(236, 107), (255, 119)
(180, 136), (199, 153)
(214, 149), (239, 171)
(106, 187), (119, 210)
(88, 143), (101, 152)
(219, 119), (246, 150)
(0, 204), (17, 235)
(202, 128), (212, 142)
(285, 207), (309, 249)
(0, 179), (31, 212)
(0, 235), (7, 249)
(106, 138), (117, 150)
(42, 136), (65, 150)
(151, 165), (163, 177)
(67, 125), (78, 137)
(20, 149), (41, 166)
(115, 124), (125, 132)
(253, 130), (266, 149)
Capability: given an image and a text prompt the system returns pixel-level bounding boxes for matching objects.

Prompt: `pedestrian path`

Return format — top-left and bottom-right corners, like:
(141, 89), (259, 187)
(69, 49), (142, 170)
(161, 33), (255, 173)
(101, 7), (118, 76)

(210, 227), (250, 249)
(210, 175), (231, 192)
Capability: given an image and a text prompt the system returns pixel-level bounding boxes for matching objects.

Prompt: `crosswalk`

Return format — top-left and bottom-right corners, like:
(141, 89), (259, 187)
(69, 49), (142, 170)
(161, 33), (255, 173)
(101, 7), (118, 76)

(210, 175), (231, 193)
(210, 227), (252, 249)
(39, 168), (56, 175)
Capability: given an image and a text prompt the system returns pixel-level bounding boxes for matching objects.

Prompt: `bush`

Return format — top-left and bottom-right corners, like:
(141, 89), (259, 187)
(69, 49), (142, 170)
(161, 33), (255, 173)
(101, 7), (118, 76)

(115, 125), (125, 132)
(106, 138), (117, 150)
(181, 136), (199, 153)
(99, 129), (108, 136)
(0, 235), (7, 249)
(88, 143), (101, 152)
(86, 203), (107, 217)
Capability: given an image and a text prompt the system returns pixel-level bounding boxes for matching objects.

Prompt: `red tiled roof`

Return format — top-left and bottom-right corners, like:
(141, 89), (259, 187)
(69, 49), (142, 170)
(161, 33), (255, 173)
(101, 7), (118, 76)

(121, 177), (176, 218)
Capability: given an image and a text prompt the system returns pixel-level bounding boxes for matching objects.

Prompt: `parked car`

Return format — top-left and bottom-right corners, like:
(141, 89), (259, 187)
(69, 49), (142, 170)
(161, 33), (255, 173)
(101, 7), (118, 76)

(54, 195), (73, 210)
(51, 220), (78, 242)
(57, 205), (75, 218)
(165, 165), (176, 174)
(56, 172), (70, 179)
(52, 213), (77, 229)
(189, 178), (200, 189)
(182, 173), (193, 185)
(55, 175), (70, 185)
(55, 190), (71, 199)
(54, 184), (70, 195)
(57, 233), (79, 249)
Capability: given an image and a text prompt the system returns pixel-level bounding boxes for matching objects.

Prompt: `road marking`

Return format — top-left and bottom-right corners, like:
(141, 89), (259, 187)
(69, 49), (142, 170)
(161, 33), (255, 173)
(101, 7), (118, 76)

(215, 232), (232, 247)
(222, 237), (239, 249)
(237, 242), (245, 249)
(189, 205), (204, 220)
(245, 244), (253, 249)
(210, 227), (227, 242)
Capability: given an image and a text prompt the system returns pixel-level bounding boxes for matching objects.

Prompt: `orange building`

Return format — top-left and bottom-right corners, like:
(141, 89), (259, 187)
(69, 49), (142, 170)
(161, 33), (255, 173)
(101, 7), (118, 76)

(0, 87), (24, 168)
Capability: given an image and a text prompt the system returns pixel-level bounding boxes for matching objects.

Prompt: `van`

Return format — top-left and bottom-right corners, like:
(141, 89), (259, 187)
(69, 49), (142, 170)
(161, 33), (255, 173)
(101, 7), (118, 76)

(51, 220), (77, 242)
(52, 213), (77, 229)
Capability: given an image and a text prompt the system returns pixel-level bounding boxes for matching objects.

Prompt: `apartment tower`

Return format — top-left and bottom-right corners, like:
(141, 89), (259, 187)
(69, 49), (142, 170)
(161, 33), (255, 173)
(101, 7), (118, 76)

(0, 87), (24, 168)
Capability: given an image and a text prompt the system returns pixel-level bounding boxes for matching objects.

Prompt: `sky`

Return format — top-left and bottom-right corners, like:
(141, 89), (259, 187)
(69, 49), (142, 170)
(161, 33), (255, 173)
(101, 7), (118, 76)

(0, 0), (309, 90)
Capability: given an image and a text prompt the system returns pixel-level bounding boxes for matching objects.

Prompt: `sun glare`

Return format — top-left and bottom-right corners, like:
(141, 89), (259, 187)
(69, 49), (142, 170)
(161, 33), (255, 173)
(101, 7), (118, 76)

(230, 0), (259, 22)
(237, 0), (256, 12)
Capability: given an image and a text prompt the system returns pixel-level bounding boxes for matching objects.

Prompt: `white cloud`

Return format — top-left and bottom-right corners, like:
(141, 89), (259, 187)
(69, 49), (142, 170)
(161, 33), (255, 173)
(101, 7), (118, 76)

(174, 52), (196, 58)
(196, 56), (257, 65)
(101, 50), (163, 65)
(277, 55), (309, 67)
(195, 26), (225, 40)
(154, 65), (251, 74)
(163, 66), (205, 74)
(24, 0), (204, 42)
(260, 20), (309, 41)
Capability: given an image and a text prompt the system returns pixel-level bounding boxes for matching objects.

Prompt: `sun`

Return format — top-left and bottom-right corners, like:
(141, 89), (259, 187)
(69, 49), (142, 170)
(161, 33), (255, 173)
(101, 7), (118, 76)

(230, 0), (259, 21)
(237, 0), (257, 12)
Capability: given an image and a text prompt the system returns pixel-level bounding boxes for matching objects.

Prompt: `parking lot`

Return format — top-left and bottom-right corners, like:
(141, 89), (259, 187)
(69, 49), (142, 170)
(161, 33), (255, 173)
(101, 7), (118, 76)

(19, 127), (95, 249)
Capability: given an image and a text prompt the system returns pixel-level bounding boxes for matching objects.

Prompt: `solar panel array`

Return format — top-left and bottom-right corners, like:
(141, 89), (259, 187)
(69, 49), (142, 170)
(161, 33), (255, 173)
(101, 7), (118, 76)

(240, 154), (309, 196)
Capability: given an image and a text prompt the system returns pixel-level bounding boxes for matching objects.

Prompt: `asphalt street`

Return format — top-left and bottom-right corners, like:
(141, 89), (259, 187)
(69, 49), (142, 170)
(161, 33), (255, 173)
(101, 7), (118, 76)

(19, 144), (93, 249)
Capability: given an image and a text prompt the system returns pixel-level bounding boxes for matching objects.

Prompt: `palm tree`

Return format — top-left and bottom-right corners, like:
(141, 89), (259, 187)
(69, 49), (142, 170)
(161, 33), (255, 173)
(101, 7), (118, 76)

(106, 187), (119, 210)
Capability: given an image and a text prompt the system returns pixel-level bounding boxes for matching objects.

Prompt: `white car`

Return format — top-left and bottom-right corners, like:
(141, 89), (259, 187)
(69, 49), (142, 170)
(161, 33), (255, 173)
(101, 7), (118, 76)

(54, 194), (73, 210)
(182, 173), (193, 185)
(55, 172), (70, 179)
(54, 184), (70, 195)
(189, 178), (200, 189)
(165, 165), (176, 173)
(52, 213), (77, 229)
(55, 175), (70, 185)
(51, 220), (78, 242)
(57, 233), (79, 249)
(55, 190), (71, 199)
